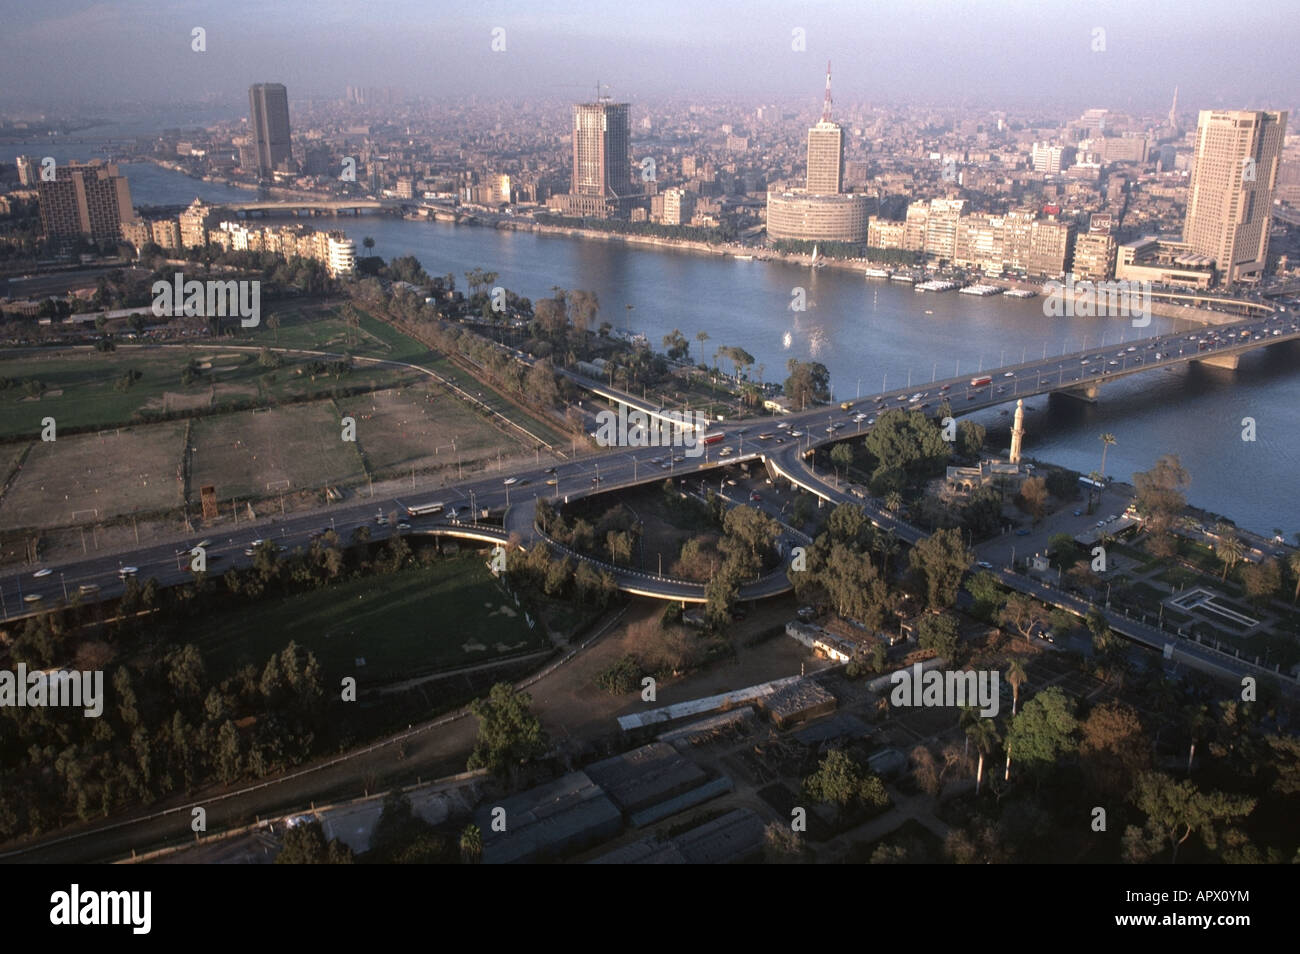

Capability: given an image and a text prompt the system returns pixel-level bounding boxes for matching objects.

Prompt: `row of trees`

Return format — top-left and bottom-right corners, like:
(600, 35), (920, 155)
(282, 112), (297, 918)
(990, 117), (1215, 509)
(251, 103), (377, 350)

(0, 638), (325, 842)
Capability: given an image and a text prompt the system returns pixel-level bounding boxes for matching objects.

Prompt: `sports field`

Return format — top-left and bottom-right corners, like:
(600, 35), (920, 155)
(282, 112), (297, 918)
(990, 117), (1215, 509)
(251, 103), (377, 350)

(337, 384), (522, 479)
(0, 423), (186, 530)
(190, 403), (363, 501)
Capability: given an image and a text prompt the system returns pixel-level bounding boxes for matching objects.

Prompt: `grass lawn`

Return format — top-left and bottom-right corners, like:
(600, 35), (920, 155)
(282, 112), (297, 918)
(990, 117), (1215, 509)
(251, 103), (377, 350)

(0, 345), (413, 439)
(188, 554), (548, 686)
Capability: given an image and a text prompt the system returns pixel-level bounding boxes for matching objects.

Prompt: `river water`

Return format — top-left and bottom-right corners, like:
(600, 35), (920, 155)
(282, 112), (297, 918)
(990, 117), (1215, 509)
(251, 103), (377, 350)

(7, 147), (1297, 537)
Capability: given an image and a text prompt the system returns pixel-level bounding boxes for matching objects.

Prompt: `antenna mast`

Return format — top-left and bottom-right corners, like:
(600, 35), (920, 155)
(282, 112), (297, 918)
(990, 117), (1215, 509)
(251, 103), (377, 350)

(821, 60), (833, 123)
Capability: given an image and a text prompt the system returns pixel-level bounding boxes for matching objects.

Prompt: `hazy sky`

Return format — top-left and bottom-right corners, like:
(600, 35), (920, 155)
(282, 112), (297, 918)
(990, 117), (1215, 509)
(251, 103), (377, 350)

(1, 0), (1295, 114)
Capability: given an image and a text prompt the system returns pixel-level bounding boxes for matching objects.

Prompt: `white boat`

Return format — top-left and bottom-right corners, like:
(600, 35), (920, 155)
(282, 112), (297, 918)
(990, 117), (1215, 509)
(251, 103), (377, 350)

(733, 254), (753, 261)
(864, 267), (891, 279)
(916, 279), (960, 292)
(890, 273), (917, 284)
(959, 283), (1003, 296)
(1004, 288), (1038, 299)
(810, 245), (825, 269)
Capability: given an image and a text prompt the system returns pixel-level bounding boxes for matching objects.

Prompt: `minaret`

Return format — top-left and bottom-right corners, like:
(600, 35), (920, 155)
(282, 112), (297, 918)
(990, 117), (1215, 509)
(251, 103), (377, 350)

(1009, 399), (1026, 464)
(1168, 86), (1178, 131)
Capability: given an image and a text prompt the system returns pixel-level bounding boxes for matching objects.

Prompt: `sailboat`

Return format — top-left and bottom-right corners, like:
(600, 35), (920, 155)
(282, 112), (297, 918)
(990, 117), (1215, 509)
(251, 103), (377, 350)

(810, 244), (825, 270)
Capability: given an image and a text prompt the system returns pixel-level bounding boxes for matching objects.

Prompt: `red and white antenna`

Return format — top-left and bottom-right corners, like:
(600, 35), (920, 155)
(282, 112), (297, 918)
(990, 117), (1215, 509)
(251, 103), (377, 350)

(821, 60), (833, 123)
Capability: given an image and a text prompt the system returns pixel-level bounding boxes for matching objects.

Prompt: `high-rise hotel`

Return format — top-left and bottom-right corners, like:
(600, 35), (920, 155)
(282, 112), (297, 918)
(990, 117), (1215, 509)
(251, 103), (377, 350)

(1183, 109), (1287, 284)
(37, 160), (135, 243)
(548, 98), (634, 219)
(248, 83), (293, 178)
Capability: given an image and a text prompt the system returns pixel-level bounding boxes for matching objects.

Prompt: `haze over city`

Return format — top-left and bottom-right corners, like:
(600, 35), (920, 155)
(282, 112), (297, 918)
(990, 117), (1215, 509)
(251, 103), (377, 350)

(1, 0), (1297, 110)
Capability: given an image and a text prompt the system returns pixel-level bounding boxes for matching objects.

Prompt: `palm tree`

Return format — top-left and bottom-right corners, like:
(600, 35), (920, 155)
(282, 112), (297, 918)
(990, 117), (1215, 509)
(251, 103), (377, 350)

(362, 236), (375, 257)
(695, 330), (709, 365)
(1215, 527), (1244, 581)
(1098, 433), (1116, 482)
(1289, 550), (1300, 604)
(1006, 659), (1027, 716)
(877, 528), (900, 577)
(266, 313), (279, 344)
(1183, 703), (1212, 775)
(459, 823), (483, 864)
(883, 491), (904, 515)
(966, 717), (1001, 795)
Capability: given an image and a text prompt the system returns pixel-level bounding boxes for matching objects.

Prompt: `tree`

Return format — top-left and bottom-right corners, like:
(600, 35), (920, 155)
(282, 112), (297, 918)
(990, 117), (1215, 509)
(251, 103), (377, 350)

(1241, 556), (1281, 604)
(1080, 701), (1150, 797)
(908, 527), (972, 611)
(1132, 454), (1189, 553)
(783, 358), (830, 409)
(802, 749), (889, 813)
(267, 313), (279, 344)
(917, 612), (959, 659)
(1098, 433), (1116, 481)
(965, 716), (1001, 795)
(1006, 659), (1027, 716)
(459, 823), (483, 864)
(467, 683), (547, 780)
(1047, 532), (1077, 564)
(362, 236), (375, 256)
(1126, 771), (1255, 864)
(1004, 687), (1078, 782)
(964, 570), (1005, 621)
(662, 329), (690, 361)
(1017, 475), (1048, 523)
(830, 443), (853, 482)
(1289, 550), (1300, 604)
(1214, 525), (1244, 580)
(694, 330), (709, 364)
(275, 821), (355, 864)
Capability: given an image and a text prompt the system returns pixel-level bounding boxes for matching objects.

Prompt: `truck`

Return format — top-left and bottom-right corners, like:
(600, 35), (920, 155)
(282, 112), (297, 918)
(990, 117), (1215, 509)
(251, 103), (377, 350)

(969, 375), (993, 387)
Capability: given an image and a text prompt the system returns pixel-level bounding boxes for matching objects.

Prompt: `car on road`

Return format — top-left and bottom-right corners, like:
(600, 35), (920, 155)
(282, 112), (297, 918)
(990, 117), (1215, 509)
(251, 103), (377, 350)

(1003, 371), (1014, 377)
(1073, 510), (1082, 516)
(1015, 529), (1030, 536)
(23, 593), (42, 603)
(940, 384), (951, 391)
(79, 583), (100, 594)
(673, 455), (685, 463)
(503, 476), (518, 485)
(118, 566), (138, 578)
(547, 477), (559, 484)
(33, 568), (53, 578)
(396, 522), (411, 531)
(976, 560), (993, 569)
(790, 430), (804, 438)
(545, 467), (557, 474)
(749, 491), (762, 502)
(591, 476), (601, 485)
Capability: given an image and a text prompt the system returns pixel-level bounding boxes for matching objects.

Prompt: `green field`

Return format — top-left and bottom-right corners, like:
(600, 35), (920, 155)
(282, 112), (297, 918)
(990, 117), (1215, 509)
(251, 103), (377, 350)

(0, 345), (416, 439)
(187, 554), (547, 685)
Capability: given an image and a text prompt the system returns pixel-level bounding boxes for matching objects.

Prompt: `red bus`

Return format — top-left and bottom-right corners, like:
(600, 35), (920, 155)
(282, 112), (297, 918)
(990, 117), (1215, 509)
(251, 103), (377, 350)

(969, 375), (993, 387)
(702, 432), (725, 445)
